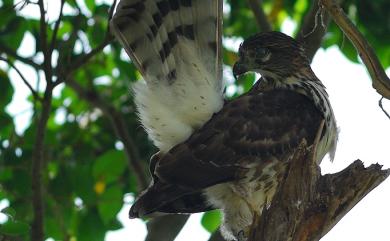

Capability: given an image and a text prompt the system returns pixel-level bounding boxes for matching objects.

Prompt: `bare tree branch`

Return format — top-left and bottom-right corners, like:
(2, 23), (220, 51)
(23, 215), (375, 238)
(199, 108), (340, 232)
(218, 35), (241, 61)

(37, 0), (53, 83)
(49, 0), (65, 53)
(296, 0), (331, 62)
(246, 0), (272, 32)
(320, 0), (390, 100)
(65, 78), (149, 189)
(248, 139), (389, 241)
(30, 1), (57, 240)
(0, 56), (41, 101)
(0, 42), (42, 69)
(31, 87), (53, 241)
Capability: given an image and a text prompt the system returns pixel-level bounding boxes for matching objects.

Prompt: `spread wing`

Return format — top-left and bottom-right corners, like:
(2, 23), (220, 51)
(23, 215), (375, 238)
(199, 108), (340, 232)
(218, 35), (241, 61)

(111, 0), (222, 84)
(130, 88), (324, 217)
(111, 0), (224, 152)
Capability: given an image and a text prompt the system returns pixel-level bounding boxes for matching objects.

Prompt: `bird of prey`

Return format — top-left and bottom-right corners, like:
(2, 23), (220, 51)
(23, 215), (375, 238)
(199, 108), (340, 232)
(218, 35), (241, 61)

(111, 0), (338, 240)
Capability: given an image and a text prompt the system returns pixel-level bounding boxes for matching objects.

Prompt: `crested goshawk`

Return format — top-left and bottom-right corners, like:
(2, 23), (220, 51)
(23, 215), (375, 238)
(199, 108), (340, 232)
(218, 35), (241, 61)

(110, 0), (338, 240)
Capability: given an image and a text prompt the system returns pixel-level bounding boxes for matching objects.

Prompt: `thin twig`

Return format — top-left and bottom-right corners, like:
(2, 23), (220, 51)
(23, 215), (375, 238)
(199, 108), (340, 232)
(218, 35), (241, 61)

(296, 0), (332, 62)
(246, 0), (272, 32)
(0, 57), (42, 101)
(49, 0), (65, 53)
(60, 35), (114, 85)
(0, 42), (42, 69)
(62, 0), (116, 82)
(38, 0), (53, 85)
(320, 0), (390, 100)
(379, 97), (390, 120)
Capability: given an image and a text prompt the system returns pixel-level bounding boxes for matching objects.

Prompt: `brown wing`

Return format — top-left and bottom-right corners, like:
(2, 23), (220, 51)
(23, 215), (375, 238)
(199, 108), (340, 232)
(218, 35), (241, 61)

(155, 88), (324, 187)
(130, 88), (324, 217)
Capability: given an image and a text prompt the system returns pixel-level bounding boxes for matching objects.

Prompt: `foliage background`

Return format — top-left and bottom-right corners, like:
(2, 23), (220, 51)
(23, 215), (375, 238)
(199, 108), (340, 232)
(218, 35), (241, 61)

(0, 0), (389, 240)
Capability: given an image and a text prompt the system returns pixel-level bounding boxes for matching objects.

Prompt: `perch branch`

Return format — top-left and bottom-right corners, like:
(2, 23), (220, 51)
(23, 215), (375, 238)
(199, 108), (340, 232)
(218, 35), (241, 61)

(248, 139), (389, 241)
(320, 0), (390, 100)
(246, 0), (272, 32)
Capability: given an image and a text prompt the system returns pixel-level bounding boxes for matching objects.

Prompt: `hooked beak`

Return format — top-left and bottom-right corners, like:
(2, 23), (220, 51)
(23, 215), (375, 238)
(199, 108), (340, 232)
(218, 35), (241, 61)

(232, 61), (248, 80)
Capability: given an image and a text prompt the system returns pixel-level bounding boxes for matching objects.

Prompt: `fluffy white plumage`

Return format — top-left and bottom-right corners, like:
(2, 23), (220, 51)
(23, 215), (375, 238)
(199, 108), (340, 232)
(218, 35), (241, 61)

(133, 38), (223, 152)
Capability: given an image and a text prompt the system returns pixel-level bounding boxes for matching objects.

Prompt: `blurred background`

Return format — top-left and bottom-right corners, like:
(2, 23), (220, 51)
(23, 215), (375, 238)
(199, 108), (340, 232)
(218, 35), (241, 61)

(0, 0), (389, 240)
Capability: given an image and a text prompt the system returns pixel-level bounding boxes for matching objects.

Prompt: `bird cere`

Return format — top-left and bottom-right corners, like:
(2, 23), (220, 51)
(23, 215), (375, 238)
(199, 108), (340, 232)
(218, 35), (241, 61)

(111, 0), (337, 240)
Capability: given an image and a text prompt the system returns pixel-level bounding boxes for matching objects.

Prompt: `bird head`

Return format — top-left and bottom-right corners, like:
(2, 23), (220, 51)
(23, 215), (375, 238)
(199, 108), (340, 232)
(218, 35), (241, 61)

(233, 31), (310, 80)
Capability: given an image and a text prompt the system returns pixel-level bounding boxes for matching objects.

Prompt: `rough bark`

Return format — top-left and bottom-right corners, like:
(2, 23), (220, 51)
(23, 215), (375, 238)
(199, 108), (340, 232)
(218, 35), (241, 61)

(247, 140), (389, 241)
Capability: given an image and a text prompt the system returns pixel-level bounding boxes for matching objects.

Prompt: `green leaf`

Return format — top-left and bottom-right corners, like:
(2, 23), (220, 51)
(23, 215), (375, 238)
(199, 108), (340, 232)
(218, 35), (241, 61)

(0, 167), (13, 182)
(78, 210), (106, 241)
(0, 220), (29, 236)
(339, 38), (359, 63)
(97, 186), (123, 225)
(201, 210), (221, 233)
(1, 17), (27, 50)
(93, 150), (126, 183)
(85, 0), (96, 12)
(0, 70), (14, 107)
(1, 207), (16, 218)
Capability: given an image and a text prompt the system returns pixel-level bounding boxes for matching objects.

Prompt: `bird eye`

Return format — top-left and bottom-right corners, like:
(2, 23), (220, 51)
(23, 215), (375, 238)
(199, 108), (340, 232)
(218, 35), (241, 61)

(256, 47), (269, 58)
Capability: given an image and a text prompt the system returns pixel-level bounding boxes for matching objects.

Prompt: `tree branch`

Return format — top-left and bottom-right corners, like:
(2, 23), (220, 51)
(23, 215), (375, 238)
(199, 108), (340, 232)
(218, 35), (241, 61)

(60, 31), (114, 86)
(31, 87), (53, 241)
(248, 140), (389, 241)
(37, 0), (52, 83)
(246, 0), (272, 32)
(0, 42), (42, 69)
(65, 78), (149, 190)
(30, 2), (57, 240)
(296, 0), (331, 62)
(320, 0), (390, 100)
(49, 0), (65, 53)
(0, 56), (41, 101)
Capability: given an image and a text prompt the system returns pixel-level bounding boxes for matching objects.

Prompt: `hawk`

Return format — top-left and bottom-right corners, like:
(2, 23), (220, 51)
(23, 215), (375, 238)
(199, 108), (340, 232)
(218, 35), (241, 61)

(111, 0), (338, 240)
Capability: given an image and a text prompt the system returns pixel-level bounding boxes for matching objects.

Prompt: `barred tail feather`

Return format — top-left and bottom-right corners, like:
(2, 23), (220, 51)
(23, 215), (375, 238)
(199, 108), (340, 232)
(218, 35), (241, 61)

(111, 0), (224, 151)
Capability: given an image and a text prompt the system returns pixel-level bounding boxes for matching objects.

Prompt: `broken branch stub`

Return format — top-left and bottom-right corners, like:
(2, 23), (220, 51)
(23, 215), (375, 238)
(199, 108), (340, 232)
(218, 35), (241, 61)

(248, 141), (389, 241)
